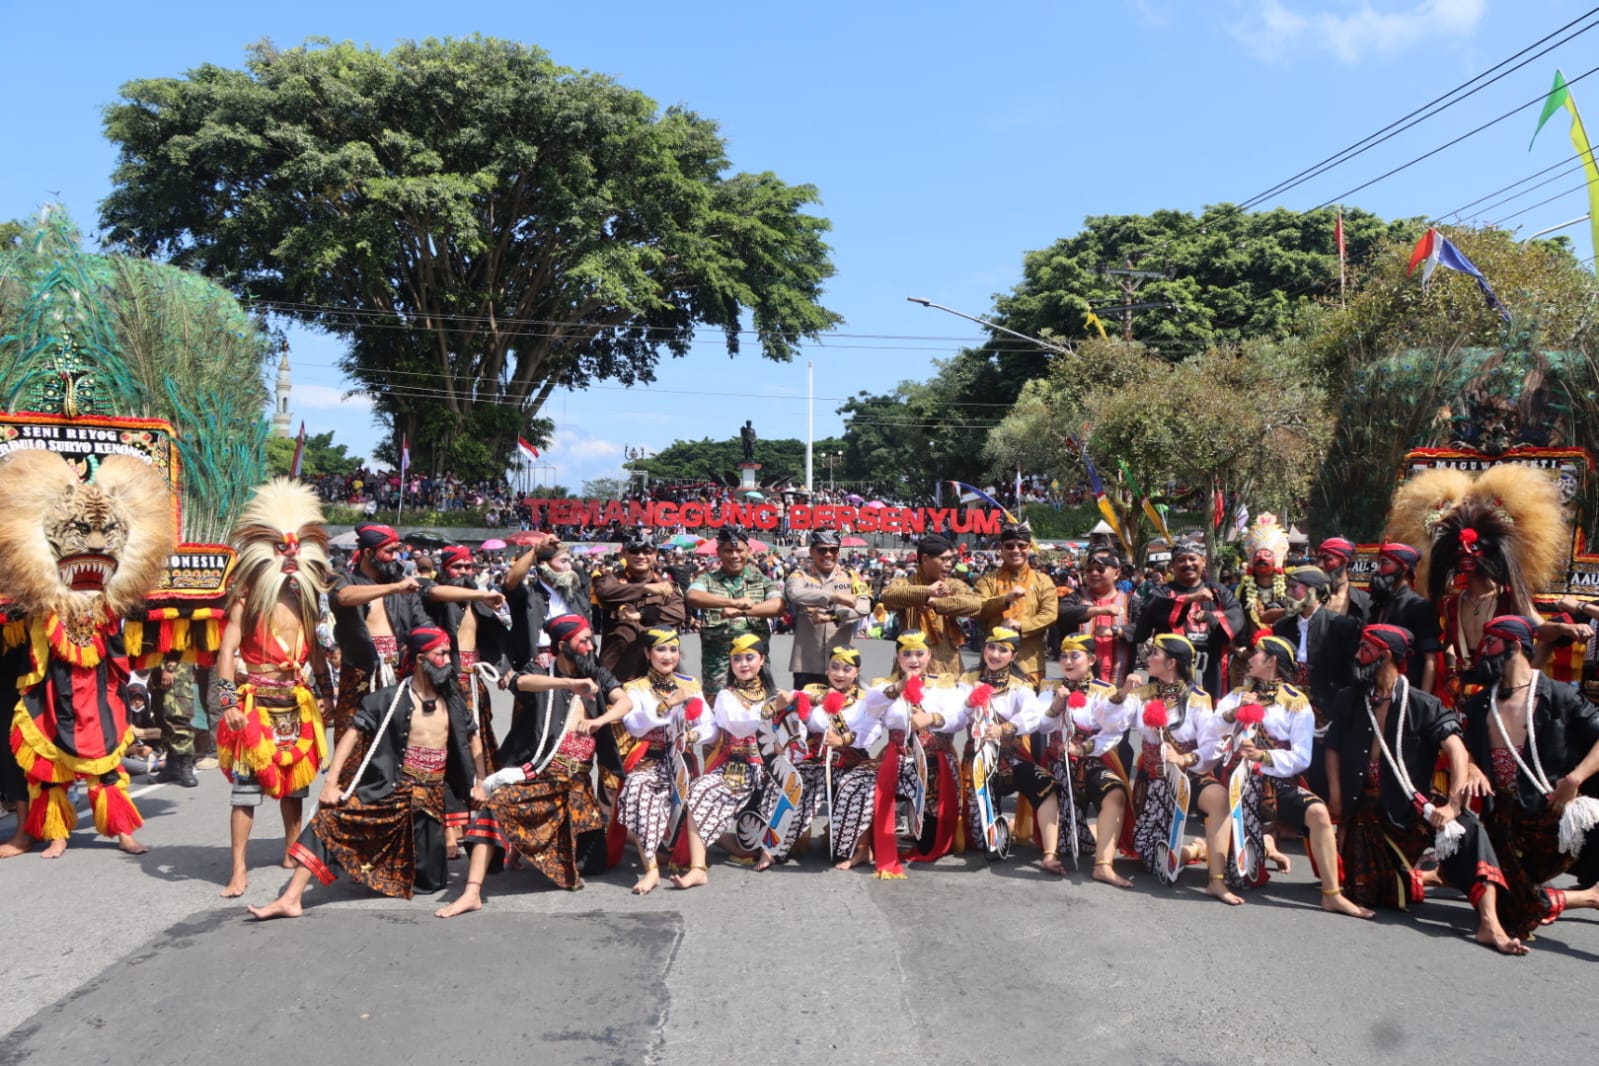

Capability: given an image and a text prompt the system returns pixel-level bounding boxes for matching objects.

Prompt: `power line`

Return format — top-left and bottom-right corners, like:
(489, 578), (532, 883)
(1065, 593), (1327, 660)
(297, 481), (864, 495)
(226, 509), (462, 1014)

(1239, 7), (1599, 210)
(1310, 62), (1599, 212)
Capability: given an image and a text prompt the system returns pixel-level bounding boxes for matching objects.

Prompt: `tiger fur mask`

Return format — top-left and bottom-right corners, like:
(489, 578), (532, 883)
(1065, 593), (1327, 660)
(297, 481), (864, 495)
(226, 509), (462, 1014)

(0, 449), (176, 622)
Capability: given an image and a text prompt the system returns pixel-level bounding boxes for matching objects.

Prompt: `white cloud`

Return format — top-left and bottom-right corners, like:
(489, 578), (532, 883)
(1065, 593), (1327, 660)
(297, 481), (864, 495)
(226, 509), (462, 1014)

(1235, 0), (1486, 63)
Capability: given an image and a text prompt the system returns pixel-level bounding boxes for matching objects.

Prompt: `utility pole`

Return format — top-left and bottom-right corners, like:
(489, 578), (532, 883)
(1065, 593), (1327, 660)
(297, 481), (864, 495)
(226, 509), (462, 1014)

(1097, 257), (1169, 341)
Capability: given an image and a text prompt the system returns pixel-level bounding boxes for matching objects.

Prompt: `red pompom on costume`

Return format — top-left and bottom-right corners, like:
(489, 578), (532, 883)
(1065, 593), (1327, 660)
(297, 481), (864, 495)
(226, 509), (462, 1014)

(1142, 700), (1169, 729)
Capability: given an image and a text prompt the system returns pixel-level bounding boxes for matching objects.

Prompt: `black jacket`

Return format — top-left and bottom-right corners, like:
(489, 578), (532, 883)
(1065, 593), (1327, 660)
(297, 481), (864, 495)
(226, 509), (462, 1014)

(1272, 608), (1361, 715)
(1372, 585), (1443, 690)
(350, 681), (476, 807)
(1460, 675), (1599, 814)
(421, 580), (509, 669)
(1325, 681), (1460, 828)
(498, 663), (625, 773)
(332, 570), (428, 672)
(1133, 579), (1245, 699)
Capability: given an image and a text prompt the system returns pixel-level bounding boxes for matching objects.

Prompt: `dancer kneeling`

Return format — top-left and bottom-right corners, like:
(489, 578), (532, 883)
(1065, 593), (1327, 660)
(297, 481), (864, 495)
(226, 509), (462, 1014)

(1123, 634), (1239, 903)
(248, 627), (484, 919)
(1215, 634), (1371, 918)
(1325, 625), (1523, 955)
(961, 627), (1055, 867)
(614, 628), (703, 895)
(810, 648), (885, 870)
(1038, 634), (1133, 886)
(437, 615), (629, 917)
(673, 634), (801, 888)
(1458, 616), (1599, 940)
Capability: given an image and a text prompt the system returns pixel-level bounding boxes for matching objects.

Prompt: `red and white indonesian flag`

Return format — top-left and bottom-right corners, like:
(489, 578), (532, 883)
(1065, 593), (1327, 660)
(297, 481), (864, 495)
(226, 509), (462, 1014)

(517, 436), (540, 462)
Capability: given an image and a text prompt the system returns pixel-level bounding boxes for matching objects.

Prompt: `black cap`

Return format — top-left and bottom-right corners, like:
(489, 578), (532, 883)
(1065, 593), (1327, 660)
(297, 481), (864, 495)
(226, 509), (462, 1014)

(717, 526), (750, 546)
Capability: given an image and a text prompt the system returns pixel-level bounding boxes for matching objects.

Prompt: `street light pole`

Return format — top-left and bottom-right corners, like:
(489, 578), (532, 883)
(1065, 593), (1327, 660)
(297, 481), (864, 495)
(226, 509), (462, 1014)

(906, 296), (1074, 356)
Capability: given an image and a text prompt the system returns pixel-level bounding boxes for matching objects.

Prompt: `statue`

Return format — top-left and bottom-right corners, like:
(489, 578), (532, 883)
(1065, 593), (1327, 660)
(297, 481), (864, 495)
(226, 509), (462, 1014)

(740, 420), (758, 462)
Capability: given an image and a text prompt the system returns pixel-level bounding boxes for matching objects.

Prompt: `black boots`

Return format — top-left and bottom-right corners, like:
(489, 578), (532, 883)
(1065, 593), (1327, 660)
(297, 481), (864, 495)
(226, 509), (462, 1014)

(157, 752), (199, 788)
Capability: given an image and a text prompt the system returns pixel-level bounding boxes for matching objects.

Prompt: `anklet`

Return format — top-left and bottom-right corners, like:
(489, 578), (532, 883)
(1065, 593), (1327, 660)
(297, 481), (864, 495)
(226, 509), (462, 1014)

(1094, 859), (1115, 867)
(1321, 887), (1343, 896)
(643, 859), (658, 871)
(690, 863), (708, 872)
(1210, 873), (1227, 881)
(467, 880), (483, 888)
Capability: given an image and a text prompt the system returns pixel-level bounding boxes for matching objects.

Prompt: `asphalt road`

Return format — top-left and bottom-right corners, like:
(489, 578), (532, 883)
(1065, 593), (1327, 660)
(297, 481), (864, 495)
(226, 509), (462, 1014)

(3, 634), (1597, 1065)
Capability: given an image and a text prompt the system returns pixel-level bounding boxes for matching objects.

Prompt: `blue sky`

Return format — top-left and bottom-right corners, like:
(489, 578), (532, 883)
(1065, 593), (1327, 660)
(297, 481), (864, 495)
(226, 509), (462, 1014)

(4, 0), (1596, 491)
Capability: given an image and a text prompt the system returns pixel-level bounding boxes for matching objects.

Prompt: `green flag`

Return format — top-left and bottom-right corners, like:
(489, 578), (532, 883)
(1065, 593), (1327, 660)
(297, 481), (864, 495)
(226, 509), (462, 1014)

(1530, 70), (1570, 150)
(1529, 69), (1599, 272)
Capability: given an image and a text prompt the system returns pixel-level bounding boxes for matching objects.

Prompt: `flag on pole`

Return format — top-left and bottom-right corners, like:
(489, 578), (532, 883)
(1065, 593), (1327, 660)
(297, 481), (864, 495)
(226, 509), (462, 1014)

(1529, 68), (1599, 275)
(1081, 454), (1128, 551)
(400, 434), (410, 479)
(517, 436), (541, 463)
(1014, 465), (1023, 509)
(1117, 459), (1171, 543)
(1083, 310), (1108, 340)
(289, 421), (307, 479)
(947, 480), (1019, 526)
(1212, 487), (1226, 532)
(1234, 501), (1251, 537)
(1406, 228), (1510, 322)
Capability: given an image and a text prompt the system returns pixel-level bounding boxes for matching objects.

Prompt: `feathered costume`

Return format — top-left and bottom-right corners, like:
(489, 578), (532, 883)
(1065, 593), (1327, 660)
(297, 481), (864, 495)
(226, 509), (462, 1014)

(1, 450), (176, 842)
(216, 479), (333, 798)
(1385, 464), (1567, 702)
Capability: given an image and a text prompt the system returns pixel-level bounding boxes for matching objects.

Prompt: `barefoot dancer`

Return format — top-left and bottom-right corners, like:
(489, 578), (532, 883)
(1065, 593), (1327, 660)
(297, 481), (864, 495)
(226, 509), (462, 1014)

(1214, 634), (1372, 918)
(614, 628), (703, 895)
(247, 628), (484, 919)
(436, 615), (629, 918)
(672, 634), (799, 889)
(1038, 634), (1134, 887)
(0, 451), (175, 860)
(1326, 625), (1524, 955)
(213, 479), (335, 898)
(1122, 634), (1242, 905)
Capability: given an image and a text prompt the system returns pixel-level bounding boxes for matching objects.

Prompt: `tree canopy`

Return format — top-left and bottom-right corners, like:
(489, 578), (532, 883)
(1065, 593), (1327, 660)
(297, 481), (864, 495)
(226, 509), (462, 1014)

(265, 430), (362, 478)
(635, 434), (847, 489)
(100, 36), (841, 479)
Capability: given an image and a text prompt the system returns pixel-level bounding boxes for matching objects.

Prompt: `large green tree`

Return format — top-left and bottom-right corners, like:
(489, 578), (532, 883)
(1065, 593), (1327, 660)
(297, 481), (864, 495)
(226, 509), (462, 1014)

(100, 36), (840, 477)
(854, 204), (1421, 490)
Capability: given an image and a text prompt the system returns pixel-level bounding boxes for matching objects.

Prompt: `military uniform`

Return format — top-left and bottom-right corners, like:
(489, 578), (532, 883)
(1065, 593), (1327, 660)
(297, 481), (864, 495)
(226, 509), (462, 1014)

(688, 564), (781, 701)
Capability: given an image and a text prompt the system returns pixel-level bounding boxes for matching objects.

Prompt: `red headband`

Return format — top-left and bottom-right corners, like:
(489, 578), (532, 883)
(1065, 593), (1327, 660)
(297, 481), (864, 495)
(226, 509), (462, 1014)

(356, 523), (401, 550)
(1360, 624), (1412, 663)
(440, 545), (474, 568)
(1318, 537), (1354, 561)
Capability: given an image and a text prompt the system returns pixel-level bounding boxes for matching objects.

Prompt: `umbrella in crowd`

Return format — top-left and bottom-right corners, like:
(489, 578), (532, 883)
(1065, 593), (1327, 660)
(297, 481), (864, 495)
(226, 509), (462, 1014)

(841, 536), (868, 547)
(330, 530), (359, 549)
(846, 493), (864, 504)
(744, 490), (765, 501)
(480, 538), (507, 550)
(570, 544), (610, 556)
(664, 533), (700, 549)
(505, 529), (546, 547)
(404, 529), (452, 548)
(863, 500), (886, 509)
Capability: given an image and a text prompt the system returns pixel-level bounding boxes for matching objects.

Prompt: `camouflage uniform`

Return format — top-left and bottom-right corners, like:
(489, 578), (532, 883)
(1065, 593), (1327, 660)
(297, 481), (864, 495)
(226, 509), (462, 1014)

(688, 564), (781, 701)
